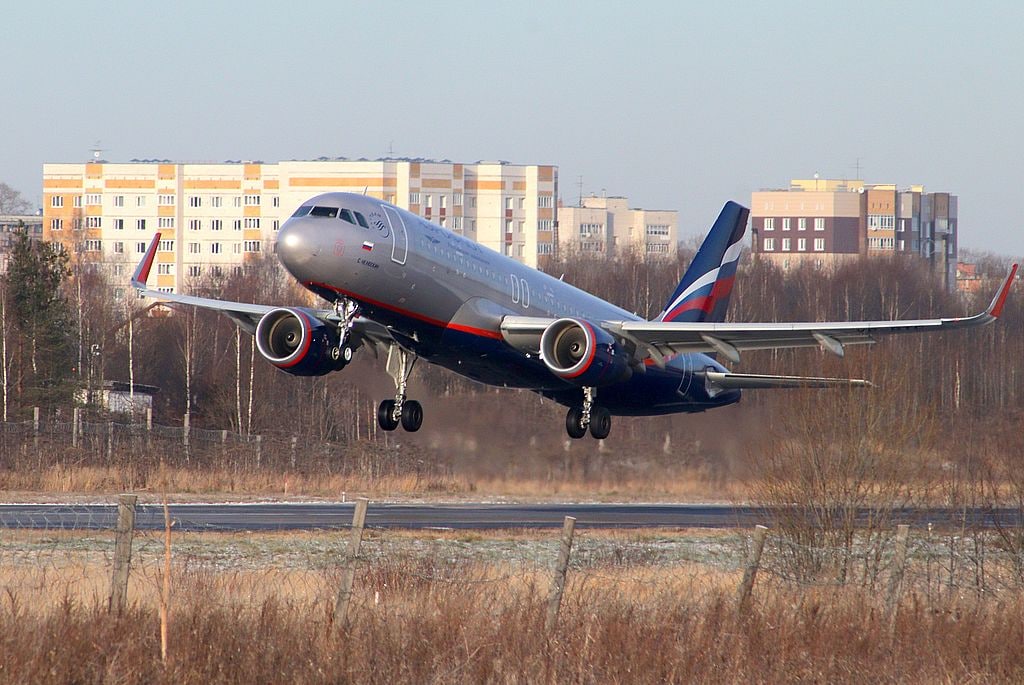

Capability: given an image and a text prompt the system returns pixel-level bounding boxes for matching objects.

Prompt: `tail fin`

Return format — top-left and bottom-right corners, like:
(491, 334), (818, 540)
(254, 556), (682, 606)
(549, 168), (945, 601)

(657, 201), (749, 323)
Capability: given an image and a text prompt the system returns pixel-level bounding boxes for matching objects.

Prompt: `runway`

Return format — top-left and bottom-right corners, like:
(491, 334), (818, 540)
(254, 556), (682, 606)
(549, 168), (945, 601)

(0, 502), (1020, 532)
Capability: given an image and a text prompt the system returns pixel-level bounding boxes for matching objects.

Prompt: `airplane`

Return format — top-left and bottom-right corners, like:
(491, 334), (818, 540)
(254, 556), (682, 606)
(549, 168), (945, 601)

(131, 192), (1017, 440)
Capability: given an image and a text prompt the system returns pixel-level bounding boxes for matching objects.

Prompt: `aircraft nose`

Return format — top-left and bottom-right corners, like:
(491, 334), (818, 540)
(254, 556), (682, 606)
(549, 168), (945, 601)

(276, 218), (321, 276)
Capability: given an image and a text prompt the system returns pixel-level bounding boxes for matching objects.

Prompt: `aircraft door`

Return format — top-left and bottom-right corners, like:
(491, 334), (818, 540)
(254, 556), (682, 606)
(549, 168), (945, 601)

(383, 206), (408, 265)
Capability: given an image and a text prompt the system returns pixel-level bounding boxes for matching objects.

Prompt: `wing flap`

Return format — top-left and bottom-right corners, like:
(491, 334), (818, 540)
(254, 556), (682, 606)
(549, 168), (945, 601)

(700, 371), (872, 398)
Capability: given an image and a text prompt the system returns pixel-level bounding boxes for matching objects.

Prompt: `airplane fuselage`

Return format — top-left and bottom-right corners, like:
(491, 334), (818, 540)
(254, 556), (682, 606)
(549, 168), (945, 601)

(276, 192), (739, 416)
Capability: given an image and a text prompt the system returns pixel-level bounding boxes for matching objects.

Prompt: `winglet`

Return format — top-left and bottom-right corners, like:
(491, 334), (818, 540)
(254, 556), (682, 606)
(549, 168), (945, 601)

(131, 233), (162, 290)
(987, 263), (1018, 319)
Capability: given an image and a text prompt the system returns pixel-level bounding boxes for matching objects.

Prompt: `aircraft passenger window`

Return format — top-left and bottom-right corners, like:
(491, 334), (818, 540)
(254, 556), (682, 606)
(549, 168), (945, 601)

(309, 206), (339, 218)
(354, 212), (369, 228)
(291, 205), (312, 217)
(340, 209), (356, 224)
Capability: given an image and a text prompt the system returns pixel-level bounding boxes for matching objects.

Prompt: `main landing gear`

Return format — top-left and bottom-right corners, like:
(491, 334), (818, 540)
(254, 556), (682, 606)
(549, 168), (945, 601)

(565, 386), (611, 440)
(377, 345), (423, 433)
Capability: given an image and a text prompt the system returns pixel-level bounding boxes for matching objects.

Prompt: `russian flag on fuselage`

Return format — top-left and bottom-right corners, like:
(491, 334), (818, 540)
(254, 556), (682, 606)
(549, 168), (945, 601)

(657, 201), (749, 323)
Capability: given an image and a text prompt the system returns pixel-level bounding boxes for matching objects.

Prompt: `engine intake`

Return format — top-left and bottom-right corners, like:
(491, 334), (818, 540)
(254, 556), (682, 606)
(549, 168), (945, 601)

(255, 307), (347, 376)
(540, 318), (632, 387)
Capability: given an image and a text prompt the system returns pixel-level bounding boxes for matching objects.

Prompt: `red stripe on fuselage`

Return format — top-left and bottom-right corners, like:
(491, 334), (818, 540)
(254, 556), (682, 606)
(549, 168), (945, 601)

(305, 281), (504, 341)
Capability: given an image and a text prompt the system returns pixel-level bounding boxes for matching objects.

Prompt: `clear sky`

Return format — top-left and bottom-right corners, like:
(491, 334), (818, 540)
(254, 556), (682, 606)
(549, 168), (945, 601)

(3, 1), (1022, 255)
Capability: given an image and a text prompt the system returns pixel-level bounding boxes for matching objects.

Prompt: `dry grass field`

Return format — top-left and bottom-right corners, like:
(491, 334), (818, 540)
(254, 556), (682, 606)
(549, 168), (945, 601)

(3, 527), (1024, 683)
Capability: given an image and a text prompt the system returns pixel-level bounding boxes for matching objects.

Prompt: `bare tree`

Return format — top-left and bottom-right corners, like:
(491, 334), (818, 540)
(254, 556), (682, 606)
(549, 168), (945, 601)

(0, 183), (32, 215)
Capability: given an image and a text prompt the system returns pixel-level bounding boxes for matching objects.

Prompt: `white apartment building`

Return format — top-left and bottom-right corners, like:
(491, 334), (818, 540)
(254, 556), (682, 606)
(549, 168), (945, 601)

(42, 159), (558, 294)
(557, 195), (677, 258)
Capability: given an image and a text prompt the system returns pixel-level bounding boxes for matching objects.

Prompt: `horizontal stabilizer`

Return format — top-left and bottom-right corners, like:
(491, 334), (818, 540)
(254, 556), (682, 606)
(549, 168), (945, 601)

(701, 371), (872, 398)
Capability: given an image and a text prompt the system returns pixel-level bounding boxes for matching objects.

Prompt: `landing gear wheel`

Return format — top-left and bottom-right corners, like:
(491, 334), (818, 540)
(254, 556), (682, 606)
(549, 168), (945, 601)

(565, 407), (587, 439)
(589, 407), (611, 440)
(377, 400), (399, 431)
(401, 400), (423, 432)
(341, 345), (354, 363)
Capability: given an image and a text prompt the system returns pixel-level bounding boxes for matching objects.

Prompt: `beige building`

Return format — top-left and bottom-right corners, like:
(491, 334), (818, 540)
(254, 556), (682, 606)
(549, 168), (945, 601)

(751, 178), (957, 288)
(557, 195), (677, 258)
(42, 159), (558, 294)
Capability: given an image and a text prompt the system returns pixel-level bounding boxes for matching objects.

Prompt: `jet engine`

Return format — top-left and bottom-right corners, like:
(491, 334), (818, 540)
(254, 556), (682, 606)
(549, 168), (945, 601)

(254, 307), (348, 376)
(539, 318), (632, 387)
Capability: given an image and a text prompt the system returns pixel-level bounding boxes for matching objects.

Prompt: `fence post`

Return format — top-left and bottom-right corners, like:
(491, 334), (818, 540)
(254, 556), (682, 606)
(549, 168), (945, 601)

(107, 421), (114, 460)
(109, 494), (138, 614)
(545, 515), (576, 631)
(886, 524), (911, 638)
(146, 407), (152, 448)
(334, 497), (369, 628)
(72, 407), (80, 448)
(290, 436), (297, 470)
(255, 435), (262, 469)
(737, 525), (768, 614)
(33, 407), (39, 449)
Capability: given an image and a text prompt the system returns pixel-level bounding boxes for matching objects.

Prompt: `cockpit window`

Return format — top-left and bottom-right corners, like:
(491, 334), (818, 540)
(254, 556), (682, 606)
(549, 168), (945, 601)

(354, 212), (369, 228)
(340, 208), (355, 224)
(291, 205), (312, 218)
(309, 206), (339, 218)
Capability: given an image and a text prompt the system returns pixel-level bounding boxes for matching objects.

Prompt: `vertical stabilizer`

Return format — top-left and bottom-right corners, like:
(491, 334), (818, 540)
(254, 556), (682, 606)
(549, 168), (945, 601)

(657, 201), (748, 323)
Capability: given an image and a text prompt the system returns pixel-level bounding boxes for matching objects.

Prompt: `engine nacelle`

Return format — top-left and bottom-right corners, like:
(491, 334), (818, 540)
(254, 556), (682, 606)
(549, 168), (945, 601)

(539, 318), (632, 387)
(255, 307), (347, 376)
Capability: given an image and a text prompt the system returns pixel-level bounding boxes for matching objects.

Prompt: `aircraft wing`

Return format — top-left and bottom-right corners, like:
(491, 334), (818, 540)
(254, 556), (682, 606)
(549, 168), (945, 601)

(502, 264), (1017, 366)
(130, 234), (393, 346)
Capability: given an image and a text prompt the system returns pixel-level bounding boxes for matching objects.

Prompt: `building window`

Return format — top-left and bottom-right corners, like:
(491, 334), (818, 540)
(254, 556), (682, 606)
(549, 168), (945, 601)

(244, 218), (260, 229)
(233, 196), (242, 208)
(188, 242), (200, 254)
(538, 243), (553, 255)
(538, 219), (553, 231)
(159, 240), (174, 252)
(189, 196), (201, 208)
(646, 243), (669, 254)
(798, 217), (807, 231)
(187, 265), (202, 277)
(814, 238), (825, 251)
(454, 192), (463, 206)
(517, 198), (525, 209)
(814, 218), (825, 231)
(505, 197), (514, 210)
(424, 195), (432, 209)
(233, 242), (242, 254)
(113, 242), (124, 254)
(211, 219), (222, 231)
(646, 224), (670, 236)
(868, 215), (895, 230)
(136, 219), (147, 231)
(86, 194), (101, 206)
(51, 196), (63, 208)
(798, 238), (806, 251)
(271, 196), (279, 207)
(83, 239), (101, 252)
(764, 217), (774, 231)
(211, 242), (222, 254)
(73, 196), (82, 208)
(189, 219), (201, 231)
(579, 223), (603, 236)
(136, 196), (146, 207)
(439, 195), (447, 209)
(538, 195), (553, 208)
(158, 217), (174, 228)
(781, 238), (791, 251)
(272, 220), (279, 231)
(409, 192), (420, 205)
(244, 194), (260, 206)
(452, 216), (463, 230)
(158, 194), (175, 206)
(157, 264), (173, 275)
(244, 240), (261, 253)
(86, 217), (102, 228)
(136, 242), (147, 254)
(114, 219), (125, 230)
(782, 218), (791, 231)
(50, 218), (63, 230)
(763, 238), (775, 251)
(113, 196), (124, 207)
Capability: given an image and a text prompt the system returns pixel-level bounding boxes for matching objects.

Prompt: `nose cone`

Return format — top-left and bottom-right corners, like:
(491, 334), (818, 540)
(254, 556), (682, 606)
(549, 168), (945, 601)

(276, 218), (321, 280)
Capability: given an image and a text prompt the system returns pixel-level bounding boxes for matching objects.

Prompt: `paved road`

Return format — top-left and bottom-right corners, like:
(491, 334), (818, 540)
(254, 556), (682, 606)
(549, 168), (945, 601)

(0, 502), (1020, 532)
